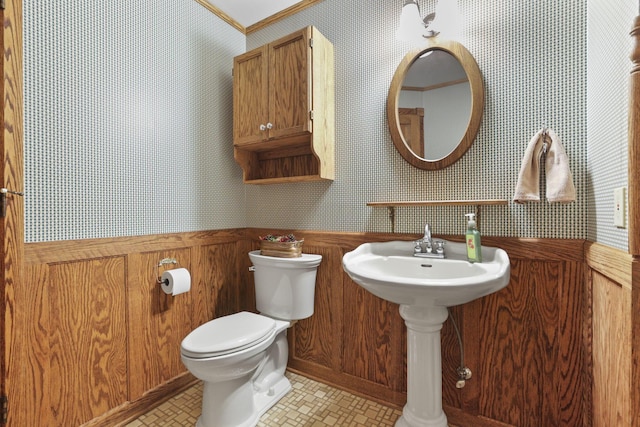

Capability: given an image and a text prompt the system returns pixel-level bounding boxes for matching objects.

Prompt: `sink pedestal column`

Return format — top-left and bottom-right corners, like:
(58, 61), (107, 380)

(396, 305), (449, 427)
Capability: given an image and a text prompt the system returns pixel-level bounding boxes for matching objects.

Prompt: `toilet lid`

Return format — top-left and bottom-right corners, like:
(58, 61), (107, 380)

(181, 311), (276, 358)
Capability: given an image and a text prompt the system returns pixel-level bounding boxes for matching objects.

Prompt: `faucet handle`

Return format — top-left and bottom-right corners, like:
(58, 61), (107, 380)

(433, 240), (446, 254)
(413, 240), (423, 253)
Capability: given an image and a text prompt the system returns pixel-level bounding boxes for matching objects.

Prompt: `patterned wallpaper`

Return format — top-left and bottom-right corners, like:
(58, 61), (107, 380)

(586, 0), (635, 250)
(24, 0), (246, 242)
(245, 0), (590, 240)
(23, 0), (634, 250)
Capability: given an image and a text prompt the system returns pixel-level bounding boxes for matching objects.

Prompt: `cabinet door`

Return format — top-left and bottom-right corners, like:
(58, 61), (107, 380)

(268, 28), (312, 139)
(233, 46), (269, 145)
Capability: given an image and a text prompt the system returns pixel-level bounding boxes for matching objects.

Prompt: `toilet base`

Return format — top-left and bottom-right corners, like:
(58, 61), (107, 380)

(254, 374), (291, 420)
(195, 375), (291, 427)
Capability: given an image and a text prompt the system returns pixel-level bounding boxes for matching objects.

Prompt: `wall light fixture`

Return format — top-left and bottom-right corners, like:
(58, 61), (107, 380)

(396, 0), (461, 43)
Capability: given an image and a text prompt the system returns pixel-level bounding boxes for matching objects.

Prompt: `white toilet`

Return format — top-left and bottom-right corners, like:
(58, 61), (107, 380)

(181, 250), (322, 427)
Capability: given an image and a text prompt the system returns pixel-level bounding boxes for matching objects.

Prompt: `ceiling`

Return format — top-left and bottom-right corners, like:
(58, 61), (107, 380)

(203, 0), (302, 28)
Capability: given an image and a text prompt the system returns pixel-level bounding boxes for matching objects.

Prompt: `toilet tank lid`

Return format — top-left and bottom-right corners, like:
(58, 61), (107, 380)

(248, 250), (322, 268)
(181, 311), (276, 357)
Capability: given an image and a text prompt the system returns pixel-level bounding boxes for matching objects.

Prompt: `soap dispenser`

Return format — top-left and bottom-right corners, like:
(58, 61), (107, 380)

(465, 213), (482, 263)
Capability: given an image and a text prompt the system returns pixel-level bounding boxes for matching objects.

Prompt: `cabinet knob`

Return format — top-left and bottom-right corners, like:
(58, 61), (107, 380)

(266, 122), (273, 129)
(259, 124), (266, 131)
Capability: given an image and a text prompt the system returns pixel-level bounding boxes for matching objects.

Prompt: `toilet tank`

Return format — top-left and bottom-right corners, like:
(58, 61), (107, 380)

(248, 250), (322, 320)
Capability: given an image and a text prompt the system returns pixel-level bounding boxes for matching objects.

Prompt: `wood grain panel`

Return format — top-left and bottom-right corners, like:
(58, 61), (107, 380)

(289, 244), (343, 371)
(441, 305), (463, 410)
(250, 230), (584, 262)
(586, 241), (633, 289)
(256, 229), (587, 426)
(196, 0), (327, 35)
(2, 0), (26, 425)
(632, 257), (640, 427)
(592, 270), (631, 426)
(24, 229), (245, 265)
(82, 372), (196, 427)
(9, 264), (51, 426)
(257, 154), (319, 180)
(191, 242), (242, 327)
(127, 249), (193, 400)
(7, 228), (598, 427)
(233, 46), (269, 145)
(557, 259), (587, 425)
(48, 257), (127, 426)
(629, 15), (640, 255)
(268, 28), (310, 139)
(342, 273), (404, 391)
(475, 260), (561, 426)
(246, 0), (326, 34)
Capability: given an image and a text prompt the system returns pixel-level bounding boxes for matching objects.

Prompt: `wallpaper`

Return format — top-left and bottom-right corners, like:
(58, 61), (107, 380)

(586, 0), (635, 249)
(244, 0), (590, 240)
(24, 0), (246, 242)
(23, 0), (633, 250)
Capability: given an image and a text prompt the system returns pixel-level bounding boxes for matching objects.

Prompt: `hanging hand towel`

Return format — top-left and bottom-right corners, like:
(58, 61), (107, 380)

(544, 128), (576, 203)
(513, 128), (576, 204)
(513, 128), (546, 203)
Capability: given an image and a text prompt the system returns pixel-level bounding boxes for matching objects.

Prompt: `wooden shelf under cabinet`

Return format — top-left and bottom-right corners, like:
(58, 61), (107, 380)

(233, 26), (335, 184)
(234, 139), (324, 184)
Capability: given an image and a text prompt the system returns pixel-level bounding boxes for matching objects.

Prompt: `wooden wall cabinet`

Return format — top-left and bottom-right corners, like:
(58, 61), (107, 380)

(233, 26), (335, 184)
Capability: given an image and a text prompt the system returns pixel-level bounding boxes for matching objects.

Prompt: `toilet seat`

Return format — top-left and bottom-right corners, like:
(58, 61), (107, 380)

(181, 311), (276, 359)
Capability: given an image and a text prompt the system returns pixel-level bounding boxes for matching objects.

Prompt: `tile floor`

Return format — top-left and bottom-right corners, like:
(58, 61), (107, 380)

(125, 372), (405, 427)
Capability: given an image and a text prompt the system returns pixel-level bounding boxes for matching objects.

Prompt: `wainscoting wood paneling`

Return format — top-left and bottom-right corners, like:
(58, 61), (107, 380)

(50, 257), (128, 425)
(23, 229), (247, 265)
(128, 248), (193, 400)
(269, 230), (589, 427)
(192, 242), (244, 325)
(586, 242), (634, 427)
(12, 230), (634, 427)
(17, 264), (51, 424)
(10, 230), (246, 427)
(632, 257), (640, 427)
(469, 257), (585, 426)
(591, 270), (631, 426)
(288, 244), (344, 373)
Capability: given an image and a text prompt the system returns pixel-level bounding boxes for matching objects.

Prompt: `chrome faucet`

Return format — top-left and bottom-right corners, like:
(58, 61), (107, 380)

(423, 223), (433, 249)
(414, 223), (445, 258)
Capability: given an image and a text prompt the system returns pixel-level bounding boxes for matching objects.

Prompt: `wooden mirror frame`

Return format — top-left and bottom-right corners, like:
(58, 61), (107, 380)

(387, 39), (484, 170)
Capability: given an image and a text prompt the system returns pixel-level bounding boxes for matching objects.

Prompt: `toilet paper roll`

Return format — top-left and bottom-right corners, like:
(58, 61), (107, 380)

(161, 268), (191, 296)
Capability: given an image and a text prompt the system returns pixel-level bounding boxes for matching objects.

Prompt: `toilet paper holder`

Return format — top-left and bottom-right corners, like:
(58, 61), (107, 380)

(156, 257), (178, 285)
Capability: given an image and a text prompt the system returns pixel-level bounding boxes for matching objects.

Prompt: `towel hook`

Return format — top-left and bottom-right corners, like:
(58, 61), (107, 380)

(541, 123), (548, 136)
(540, 124), (552, 153)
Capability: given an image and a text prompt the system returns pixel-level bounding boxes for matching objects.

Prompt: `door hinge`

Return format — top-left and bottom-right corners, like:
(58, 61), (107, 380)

(1, 395), (8, 424)
(0, 0), (5, 11)
(309, 110), (314, 120)
(309, 38), (313, 48)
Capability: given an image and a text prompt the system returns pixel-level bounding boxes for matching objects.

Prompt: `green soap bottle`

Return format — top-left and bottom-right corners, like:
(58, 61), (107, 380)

(465, 213), (482, 263)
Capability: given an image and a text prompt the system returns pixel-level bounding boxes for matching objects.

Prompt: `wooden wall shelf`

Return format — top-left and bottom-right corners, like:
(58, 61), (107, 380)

(367, 199), (509, 207)
(367, 199), (509, 232)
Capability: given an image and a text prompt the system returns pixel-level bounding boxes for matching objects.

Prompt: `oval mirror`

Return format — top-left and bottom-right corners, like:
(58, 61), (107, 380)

(387, 40), (484, 170)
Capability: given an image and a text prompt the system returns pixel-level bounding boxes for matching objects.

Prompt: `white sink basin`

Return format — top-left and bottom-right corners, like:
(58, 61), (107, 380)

(342, 240), (510, 307)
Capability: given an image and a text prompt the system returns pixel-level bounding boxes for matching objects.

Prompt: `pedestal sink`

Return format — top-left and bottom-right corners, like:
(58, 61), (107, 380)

(342, 240), (510, 427)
